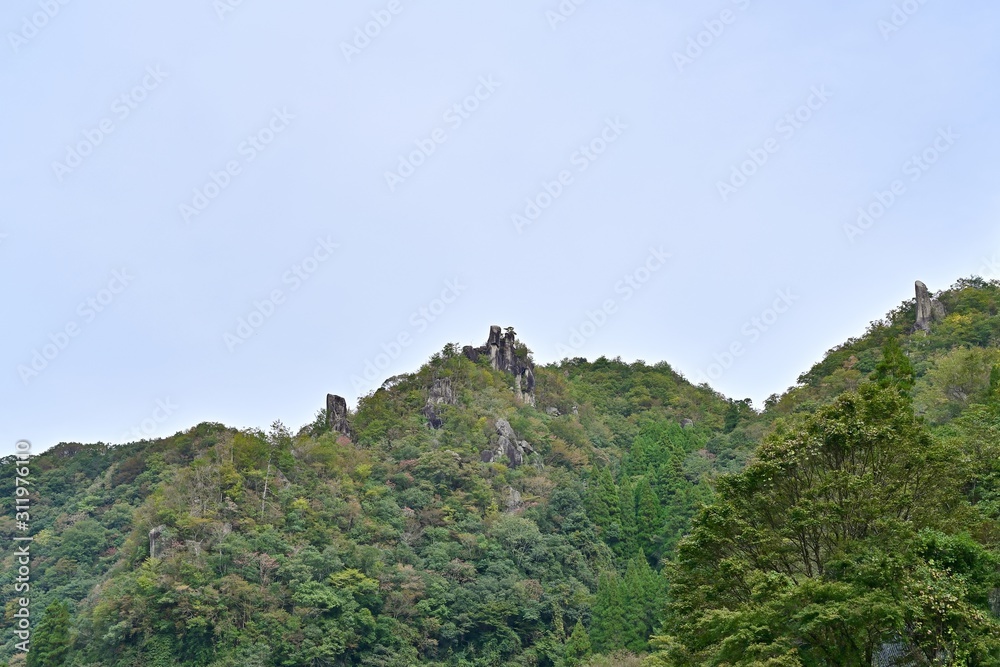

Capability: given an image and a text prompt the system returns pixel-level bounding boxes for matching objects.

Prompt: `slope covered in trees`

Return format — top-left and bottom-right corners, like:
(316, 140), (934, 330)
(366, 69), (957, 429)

(0, 339), (753, 666)
(2, 278), (1000, 666)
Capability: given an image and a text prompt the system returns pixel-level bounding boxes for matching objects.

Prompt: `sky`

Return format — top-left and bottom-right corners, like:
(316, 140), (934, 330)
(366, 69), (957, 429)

(3, 0), (999, 456)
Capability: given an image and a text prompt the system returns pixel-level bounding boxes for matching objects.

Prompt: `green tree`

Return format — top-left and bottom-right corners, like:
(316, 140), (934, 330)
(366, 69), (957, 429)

(652, 383), (999, 665)
(621, 555), (662, 652)
(724, 398), (754, 433)
(27, 601), (70, 667)
(564, 620), (592, 666)
(585, 467), (615, 528)
(590, 572), (626, 654)
(616, 476), (638, 560)
(872, 336), (915, 394)
(634, 478), (661, 561)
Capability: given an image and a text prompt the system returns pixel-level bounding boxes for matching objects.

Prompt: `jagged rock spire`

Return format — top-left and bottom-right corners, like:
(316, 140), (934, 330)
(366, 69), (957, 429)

(326, 394), (351, 436)
(422, 378), (456, 429)
(463, 325), (536, 406)
(915, 281), (946, 332)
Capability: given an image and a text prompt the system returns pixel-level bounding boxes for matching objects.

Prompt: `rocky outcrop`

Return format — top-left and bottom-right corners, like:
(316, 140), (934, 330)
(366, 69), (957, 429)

(481, 419), (535, 467)
(504, 486), (523, 512)
(422, 378), (456, 429)
(149, 524), (167, 559)
(874, 640), (915, 667)
(465, 326), (536, 406)
(327, 394), (351, 436)
(932, 300), (947, 321)
(915, 281), (946, 332)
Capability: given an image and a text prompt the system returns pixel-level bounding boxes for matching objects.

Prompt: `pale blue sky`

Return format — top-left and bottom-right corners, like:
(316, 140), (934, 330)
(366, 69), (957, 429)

(3, 1), (999, 455)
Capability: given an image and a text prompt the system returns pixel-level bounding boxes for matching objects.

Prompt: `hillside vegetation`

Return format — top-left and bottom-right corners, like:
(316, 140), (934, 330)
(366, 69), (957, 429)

(2, 279), (1000, 666)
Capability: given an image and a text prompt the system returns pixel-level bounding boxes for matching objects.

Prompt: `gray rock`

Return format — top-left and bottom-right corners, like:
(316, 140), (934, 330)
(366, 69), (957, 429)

(428, 377), (455, 405)
(469, 325), (536, 406)
(504, 486), (523, 511)
(915, 281), (946, 331)
(422, 378), (456, 429)
(496, 418), (517, 441)
(546, 407), (560, 416)
(149, 524), (167, 559)
(931, 299), (947, 322)
(481, 419), (535, 467)
(681, 418), (694, 429)
(873, 640), (917, 667)
(326, 394), (351, 436)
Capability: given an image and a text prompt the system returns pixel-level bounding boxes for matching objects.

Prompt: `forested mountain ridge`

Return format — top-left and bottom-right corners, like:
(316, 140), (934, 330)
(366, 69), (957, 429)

(2, 279), (1000, 666)
(652, 279), (1000, 665)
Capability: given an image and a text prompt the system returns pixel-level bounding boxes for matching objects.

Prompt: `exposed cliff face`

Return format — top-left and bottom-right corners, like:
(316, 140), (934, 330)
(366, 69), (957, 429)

(326, 394), (351, 436)
(463, 325), (536, 406)
(480, 418), (535, 467)
(915, 280), (946, 331)
(149, 524), (166, 559)
(422, 377), (456, 429)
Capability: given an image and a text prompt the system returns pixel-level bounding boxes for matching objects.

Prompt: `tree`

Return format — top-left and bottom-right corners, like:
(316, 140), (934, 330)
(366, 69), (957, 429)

(616, 476), (638, 560)
(621, 555), (663, 652)
(27, 601), (70, 667)
(584, 468), (611, 528)
(586, 467), (621, 546)
(872, 336), (915, 394)
(564, 620), (591, 666)
(590, 572), (626, 654)
(634, 478), (661, 561)
(724, 398), (754, 433)
(651, 383), (999, 665)
(990, 363), (1000, 399)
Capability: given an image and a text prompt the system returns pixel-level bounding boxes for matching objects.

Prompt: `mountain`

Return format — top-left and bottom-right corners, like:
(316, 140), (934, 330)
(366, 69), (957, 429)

(2, 279), (1000, 667)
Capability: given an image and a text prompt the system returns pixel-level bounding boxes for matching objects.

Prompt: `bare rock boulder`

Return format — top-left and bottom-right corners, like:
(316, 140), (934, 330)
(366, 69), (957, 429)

(468, 325), (536, 406)
(915, 281), (946, 331)
(422, 378), (456, 429)
(481, 418), (535, 467)
(327, 394), (351, 436)
(149, 524), (167, 559)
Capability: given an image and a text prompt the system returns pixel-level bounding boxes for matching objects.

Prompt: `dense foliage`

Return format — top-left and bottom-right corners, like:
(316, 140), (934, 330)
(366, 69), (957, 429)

(2, 278), (999, 666)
